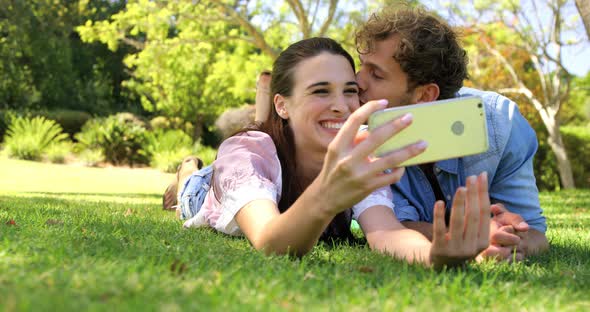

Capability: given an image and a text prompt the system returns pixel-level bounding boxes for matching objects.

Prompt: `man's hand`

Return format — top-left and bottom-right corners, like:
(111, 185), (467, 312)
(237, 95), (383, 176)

(477, 203), (529, 262)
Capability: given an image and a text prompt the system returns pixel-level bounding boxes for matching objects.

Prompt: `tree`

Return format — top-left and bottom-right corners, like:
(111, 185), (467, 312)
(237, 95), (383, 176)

(0, 0), (132, 114)
(449, 0), (584, 189)
(575, 0), (590, 39)
(76, 0), (376, 126)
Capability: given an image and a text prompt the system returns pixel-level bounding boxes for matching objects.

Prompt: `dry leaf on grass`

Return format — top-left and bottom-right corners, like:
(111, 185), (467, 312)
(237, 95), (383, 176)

(46, 219), (64, 226)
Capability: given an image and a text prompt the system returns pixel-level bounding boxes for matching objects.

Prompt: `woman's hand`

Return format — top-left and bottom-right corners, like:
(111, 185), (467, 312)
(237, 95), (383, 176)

(429, 173), (491, 269)
(313, 99), (427, 217)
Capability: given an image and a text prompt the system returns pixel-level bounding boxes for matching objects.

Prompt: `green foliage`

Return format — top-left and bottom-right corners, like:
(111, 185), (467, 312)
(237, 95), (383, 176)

(76, 1), (365, 124)
(2, 116), (69, 161)
(193, 140), (217, 166)
(149, 116), (195, 138)
(562, 126), (590, 188)
(0, 110), (18, 143)
(44, 141), (73, 164)
(0, 0), (137, 114)
(77, 149), (105, 167)
(144, 129), (193, 172)
(75, 113), (149, 166)
(34, 109), (93, 137)
(535, 126), (590, 190)
(565, 72), (590, 124)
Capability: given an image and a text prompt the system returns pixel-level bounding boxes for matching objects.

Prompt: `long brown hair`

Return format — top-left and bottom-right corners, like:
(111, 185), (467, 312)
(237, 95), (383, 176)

(254, 37), (358, 243)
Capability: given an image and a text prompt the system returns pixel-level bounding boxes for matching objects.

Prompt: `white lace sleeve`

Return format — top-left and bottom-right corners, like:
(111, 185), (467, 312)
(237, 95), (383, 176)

(351, 186), (394, 220)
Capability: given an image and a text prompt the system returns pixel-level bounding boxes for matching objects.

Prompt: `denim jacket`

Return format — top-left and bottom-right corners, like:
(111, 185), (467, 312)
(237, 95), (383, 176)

(392, 87), (547, 233)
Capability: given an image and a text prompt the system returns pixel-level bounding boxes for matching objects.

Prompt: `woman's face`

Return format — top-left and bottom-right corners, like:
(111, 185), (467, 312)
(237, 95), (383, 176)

(275, 52), (359, 155)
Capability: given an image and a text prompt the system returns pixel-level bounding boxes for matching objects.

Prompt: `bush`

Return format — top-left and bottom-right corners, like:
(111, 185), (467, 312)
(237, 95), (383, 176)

(77, 149), (105, 167)
(149, 116), (194, 136)
(562, 126), (590, 188)
(35, 109), (93, 138)
(193, 140), (217, 166)
(75, 113), (149, 166)
(144, 129), (194, 172)
(44, 141), (73, 164)
(2, 116), (69, 161)
(534, 126), (590, 190)
(0, 110), (18, 143)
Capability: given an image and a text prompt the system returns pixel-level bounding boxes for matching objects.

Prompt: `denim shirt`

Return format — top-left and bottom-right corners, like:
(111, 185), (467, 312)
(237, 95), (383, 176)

(391, 87), (547, 233)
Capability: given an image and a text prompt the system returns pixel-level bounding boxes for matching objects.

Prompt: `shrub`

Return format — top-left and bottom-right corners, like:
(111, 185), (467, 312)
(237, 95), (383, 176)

(35, 109), (93, 138)
(144, 129), (193, 173)
(149, 116), (194, 136)
(561, 126), (590, 188)
(193, 140), (217, 166)
(150, 148), (193, 173)
(75, 113), (149, 166)
(534, 126), (590, 190)
(0, 110), (18, 143)
(77, 149), (105, 167)
(44, 141), (73, 164)
(2, 116), (69, 161)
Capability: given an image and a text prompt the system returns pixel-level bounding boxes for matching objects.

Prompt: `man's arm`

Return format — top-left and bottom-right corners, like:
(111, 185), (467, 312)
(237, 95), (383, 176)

(462, 89), (548, 260)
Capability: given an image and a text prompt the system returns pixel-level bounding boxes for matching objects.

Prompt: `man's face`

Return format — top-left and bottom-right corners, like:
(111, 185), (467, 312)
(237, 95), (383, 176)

(357, 35), (417, 108)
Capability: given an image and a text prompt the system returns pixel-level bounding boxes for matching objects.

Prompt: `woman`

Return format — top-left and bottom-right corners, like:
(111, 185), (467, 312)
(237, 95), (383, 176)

(180, 38), (490, 268)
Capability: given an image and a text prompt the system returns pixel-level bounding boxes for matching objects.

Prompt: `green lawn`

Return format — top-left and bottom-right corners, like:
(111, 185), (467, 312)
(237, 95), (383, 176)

(0, 158), (589, 311)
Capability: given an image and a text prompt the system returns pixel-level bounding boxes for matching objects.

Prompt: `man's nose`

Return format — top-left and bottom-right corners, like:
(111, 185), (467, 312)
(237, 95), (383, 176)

(356, 71), (366, 92)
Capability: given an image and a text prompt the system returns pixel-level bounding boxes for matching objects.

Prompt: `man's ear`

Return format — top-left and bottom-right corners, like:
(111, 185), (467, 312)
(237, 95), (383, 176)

(413, 83), (440, 103)
(274, 94), (289, 119)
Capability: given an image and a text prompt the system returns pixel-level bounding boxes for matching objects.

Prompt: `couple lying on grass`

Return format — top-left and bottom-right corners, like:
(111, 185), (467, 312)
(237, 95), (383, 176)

(164, 6), (548, 269)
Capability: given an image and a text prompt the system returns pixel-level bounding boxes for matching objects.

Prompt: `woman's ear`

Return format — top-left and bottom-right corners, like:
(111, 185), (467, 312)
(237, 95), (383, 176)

(274, 94), (289, 119)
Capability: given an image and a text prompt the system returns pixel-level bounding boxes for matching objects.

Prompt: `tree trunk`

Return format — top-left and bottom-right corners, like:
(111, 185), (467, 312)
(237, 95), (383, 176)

(546, 121), (575, 189)
(576, 0), (590, 40)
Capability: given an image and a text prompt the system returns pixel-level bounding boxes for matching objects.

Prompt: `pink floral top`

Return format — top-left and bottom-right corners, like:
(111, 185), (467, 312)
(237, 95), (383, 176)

(183, 131), (394, 235)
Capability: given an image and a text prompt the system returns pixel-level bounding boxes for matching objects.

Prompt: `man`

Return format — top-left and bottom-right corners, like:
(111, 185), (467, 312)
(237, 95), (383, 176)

(354, 5), (548, 262)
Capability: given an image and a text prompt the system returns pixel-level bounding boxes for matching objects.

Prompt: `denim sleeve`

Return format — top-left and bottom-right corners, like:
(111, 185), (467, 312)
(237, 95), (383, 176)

(391, 186), (421, 222)
(489, 101), (547, 233)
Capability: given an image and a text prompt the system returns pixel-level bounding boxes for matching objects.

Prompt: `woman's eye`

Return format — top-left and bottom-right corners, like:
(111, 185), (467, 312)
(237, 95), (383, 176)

(345, 88), (359, 94)
(312, 89), (329, 94)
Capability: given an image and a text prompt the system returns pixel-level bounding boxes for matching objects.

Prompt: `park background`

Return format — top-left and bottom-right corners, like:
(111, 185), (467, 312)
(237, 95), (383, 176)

(1, 0), (589, 190)
(1, 0), (589, 310)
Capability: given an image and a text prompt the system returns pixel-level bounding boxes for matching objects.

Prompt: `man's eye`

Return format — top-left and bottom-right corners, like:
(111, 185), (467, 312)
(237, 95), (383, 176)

(372, 71), (383, 80)
(312, 89), (329, 94)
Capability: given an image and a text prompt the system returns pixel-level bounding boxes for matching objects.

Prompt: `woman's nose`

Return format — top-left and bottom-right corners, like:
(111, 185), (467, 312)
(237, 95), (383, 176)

(331, 97), (349, 114)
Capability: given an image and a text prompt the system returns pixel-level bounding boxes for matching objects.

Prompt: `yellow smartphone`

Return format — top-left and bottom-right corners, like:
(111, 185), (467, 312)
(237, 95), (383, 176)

(367, 96), (489, 166)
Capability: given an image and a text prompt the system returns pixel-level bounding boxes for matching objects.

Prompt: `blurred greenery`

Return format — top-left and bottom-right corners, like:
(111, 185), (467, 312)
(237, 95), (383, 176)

(0, 0), (588, 188)
(2, 116), (70, 161)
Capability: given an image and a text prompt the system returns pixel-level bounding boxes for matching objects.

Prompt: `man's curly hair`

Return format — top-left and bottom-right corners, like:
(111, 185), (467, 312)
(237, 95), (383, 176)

(355, 5), (468, 100)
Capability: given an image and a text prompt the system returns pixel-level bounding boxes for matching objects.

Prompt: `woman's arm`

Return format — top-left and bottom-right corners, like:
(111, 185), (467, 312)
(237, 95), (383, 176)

(359, 173), (491, 268)
(234, 187), (335, 257)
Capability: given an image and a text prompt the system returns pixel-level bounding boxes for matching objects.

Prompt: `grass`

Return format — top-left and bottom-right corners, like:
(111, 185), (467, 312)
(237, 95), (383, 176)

(0, 157), (589, 311)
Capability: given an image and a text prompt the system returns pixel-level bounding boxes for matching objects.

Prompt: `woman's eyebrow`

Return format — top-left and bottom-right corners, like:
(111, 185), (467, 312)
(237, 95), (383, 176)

(346, 81), (359, 87)
(306, 81), (330, 89)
